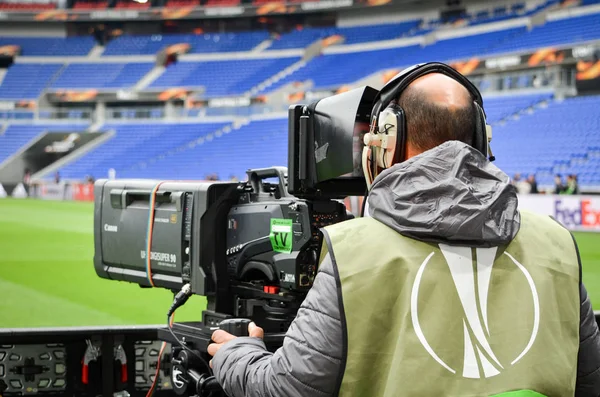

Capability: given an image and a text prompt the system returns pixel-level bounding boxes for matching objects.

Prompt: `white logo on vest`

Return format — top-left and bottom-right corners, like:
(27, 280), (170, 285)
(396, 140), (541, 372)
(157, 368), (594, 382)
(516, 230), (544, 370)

(410, 245), (540, 379)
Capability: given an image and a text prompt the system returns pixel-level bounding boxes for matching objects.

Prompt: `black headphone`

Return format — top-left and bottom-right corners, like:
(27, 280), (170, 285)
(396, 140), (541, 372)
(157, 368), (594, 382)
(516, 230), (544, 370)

(362, 62), (494, 187)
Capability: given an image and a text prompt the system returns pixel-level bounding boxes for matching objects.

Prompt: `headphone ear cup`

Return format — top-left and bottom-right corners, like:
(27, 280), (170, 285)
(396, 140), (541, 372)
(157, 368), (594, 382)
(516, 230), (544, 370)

(378, 104), (406, 167)
(473, 102), (488, 157)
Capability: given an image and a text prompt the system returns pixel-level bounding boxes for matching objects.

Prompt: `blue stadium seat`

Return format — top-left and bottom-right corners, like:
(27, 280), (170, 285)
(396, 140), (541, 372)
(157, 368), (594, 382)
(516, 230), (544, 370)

(268, 20), (422, 50)
(50, 63), (154, 89)
(0, 124), (88, 165)
(261, 46), (420, 93)
(490, 12), (600, 55)
(116, 118), (289, 181)
(0, 64), (62, 100)
(150, 58), (299, 97)
(58, 122), (229, 180)
(263, 28), (529, 93)
(0, 37), (95, 56)
(103, 31), (270, 56)
(492, 95), (600, 185)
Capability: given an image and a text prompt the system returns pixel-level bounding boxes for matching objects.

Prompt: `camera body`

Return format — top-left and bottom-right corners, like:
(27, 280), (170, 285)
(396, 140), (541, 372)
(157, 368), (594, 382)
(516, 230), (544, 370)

(94, 167), (347, 334)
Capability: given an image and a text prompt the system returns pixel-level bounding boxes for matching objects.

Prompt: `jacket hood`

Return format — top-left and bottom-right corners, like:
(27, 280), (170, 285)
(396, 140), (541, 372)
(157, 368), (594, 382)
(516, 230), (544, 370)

(367, 141), (520, 247)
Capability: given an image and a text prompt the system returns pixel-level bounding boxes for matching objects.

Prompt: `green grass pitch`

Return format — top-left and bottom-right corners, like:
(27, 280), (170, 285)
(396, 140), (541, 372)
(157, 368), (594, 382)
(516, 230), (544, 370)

(1, 198), (599, 328)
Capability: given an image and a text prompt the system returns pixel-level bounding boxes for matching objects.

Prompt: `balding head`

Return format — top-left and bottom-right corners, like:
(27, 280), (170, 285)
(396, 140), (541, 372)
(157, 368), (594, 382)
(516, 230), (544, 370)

(397, 72), (475, 160)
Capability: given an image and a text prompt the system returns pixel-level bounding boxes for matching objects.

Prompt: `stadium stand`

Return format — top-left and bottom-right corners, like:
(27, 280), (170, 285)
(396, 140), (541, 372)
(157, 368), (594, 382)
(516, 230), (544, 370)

(116, 118), (289, 180)
(43, 93), (547, 182)
(268, 20), (423, 50)
(0, 37), (95, 57)
(482, 93), (552, 124)
(493, 95), (600, 187)
(0, 124), (88, 165)
(0, 0), (599, 191)
(149, 57), (300, 96)
(0, 1), (56, 9)
(0, 64), (62, 99)
(57, 122), (229, 180)
(50, 63), (154, 89)
(103, 31), (270, 55)
(490, 12), (600, 54)
(72, 0), (107, 8)
(44, 92), (582, 185)
(467, 0), (561, 26)
(260, 28), (529, 93)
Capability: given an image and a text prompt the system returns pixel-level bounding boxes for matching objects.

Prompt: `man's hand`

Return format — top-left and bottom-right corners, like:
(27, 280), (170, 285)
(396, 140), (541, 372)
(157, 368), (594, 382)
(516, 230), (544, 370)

(207, 322), (264, 367)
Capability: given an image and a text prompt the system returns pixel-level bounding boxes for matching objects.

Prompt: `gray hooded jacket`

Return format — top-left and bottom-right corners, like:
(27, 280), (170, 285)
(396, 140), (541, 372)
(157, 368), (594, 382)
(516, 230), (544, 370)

(212, 141), (600, 396)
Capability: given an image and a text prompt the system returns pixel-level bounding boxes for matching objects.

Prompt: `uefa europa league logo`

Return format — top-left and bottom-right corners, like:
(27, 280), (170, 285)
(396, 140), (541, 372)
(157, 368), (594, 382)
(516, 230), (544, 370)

(411, 245), (540, 379)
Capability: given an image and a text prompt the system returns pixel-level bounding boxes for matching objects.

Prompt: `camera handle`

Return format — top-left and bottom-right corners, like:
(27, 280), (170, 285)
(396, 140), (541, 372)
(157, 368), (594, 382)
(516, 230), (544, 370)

(246, 167), (289, 198)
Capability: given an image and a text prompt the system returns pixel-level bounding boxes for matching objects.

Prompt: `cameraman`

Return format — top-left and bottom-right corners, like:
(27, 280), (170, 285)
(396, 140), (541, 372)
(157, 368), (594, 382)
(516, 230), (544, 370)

(208, 66), (600, 396)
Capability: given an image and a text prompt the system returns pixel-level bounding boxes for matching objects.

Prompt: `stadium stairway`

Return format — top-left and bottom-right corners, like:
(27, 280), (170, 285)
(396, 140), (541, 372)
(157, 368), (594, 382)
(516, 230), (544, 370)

(247, 59), (308, 96)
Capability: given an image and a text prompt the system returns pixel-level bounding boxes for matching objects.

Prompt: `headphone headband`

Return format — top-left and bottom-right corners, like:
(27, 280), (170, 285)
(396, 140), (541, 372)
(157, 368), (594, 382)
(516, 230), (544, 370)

(371, 62), (485, 129)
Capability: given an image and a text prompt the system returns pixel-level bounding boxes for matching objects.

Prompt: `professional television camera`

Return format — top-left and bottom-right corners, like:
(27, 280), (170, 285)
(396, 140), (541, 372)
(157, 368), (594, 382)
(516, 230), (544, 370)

(93, 86), (378, 396)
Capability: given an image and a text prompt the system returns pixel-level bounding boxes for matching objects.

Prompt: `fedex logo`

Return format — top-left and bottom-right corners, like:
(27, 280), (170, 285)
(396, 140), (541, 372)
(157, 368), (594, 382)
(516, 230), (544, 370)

(555, 199), (600, 229)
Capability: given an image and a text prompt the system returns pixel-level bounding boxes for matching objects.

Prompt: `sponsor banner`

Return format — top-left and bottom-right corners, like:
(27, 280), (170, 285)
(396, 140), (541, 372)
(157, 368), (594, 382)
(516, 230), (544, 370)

(575, 59), (600, 93)
(32, 182), (72, 200)
(73, 182), (94, 201)
(518, 194), (600, 232)
(46, 89), (195, 104)
(451, 42), (600, 76)
(188, 96), (265, 108)
(0, 0), (391, 22)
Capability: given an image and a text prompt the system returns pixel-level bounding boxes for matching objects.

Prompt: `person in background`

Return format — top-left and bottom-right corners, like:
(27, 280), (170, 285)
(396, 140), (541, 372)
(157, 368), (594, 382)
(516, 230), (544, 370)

(527, 174), (538, 194)
(554, 174), (565, 194)
(54, 172), (61, 185)
(564, 174), (579, 195)
(512, 173), (521, 186)
(513, 173), (531, 194)
(23, 168), (31, 186)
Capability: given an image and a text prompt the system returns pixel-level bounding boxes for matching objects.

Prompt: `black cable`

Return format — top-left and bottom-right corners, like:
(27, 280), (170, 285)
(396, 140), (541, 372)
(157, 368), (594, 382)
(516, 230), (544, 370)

(167, 316), (213, 375)
(360, 189), (369, 217)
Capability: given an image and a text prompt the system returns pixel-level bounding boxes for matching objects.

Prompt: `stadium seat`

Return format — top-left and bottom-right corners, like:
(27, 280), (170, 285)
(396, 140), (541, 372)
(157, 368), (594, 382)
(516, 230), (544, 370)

(262, 28), (527, 93)
(103, 31), (270, 55)
(0, 124), (88, 165)
(50, 63), (154, 89)
(117, 118), (289, 181)
(0, 36), (95, 57)
(492, 95), (600, 187)
(150, 57), (299, 97)
(57, 122), (229, 180)
(490, 12), (600, 55)
(268, 20), (422, 50)
(0, 64), (62, 100)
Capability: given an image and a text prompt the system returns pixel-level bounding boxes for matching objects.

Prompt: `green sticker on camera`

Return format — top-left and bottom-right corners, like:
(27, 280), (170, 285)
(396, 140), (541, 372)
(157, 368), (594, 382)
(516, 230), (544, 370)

(270, 218), (293, 254)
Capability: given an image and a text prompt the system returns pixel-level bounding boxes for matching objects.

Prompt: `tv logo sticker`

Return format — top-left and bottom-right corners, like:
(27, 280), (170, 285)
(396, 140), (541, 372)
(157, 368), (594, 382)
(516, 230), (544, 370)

(411, 245), (540, 379)
(555, 199), (600, 228)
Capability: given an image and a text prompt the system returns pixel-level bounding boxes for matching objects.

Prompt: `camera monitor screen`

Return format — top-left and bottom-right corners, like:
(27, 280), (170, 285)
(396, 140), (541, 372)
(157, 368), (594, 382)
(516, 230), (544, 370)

(288, 86), (378, 199)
